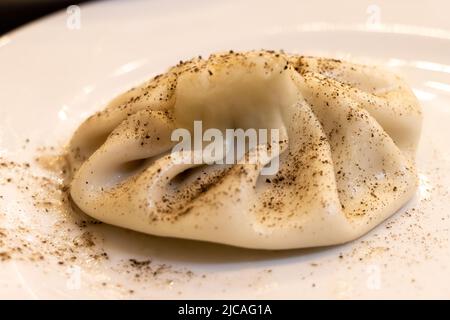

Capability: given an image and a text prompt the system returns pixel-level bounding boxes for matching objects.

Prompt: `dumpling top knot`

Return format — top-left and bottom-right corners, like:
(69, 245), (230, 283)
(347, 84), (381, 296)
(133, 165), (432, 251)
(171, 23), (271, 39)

(174, 51), (299, 132)
(68, 50), (422, 249)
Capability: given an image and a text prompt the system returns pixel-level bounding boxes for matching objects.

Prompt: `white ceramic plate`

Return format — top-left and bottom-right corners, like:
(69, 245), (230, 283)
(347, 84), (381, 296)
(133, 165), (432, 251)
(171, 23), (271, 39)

(1, 0), (450, 299)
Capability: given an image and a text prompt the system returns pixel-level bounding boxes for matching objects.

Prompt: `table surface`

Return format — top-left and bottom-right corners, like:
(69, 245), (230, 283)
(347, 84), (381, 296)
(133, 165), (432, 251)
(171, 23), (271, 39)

(0, 0), (94, 35)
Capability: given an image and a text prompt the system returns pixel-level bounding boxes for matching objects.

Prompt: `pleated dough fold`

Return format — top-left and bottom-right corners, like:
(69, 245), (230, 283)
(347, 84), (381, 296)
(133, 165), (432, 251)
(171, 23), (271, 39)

(68, 51), (421, 249)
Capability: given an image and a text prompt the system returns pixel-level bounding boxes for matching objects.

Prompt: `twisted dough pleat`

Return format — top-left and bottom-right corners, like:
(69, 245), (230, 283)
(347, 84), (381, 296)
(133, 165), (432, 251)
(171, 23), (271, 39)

(68, 51), (421, 249)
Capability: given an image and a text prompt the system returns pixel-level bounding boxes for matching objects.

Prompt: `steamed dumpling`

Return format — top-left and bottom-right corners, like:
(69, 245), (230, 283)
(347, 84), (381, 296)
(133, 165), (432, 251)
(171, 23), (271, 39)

(68, 50), (422, 249)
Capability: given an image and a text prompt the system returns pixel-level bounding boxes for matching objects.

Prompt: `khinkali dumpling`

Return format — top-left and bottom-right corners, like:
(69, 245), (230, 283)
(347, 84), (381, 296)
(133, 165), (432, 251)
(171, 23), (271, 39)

(68, 51), (421, 249)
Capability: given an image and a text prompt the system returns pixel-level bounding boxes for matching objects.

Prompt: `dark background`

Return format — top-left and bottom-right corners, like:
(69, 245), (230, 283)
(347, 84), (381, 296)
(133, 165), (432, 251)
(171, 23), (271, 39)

(0, 0), (94, 35)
